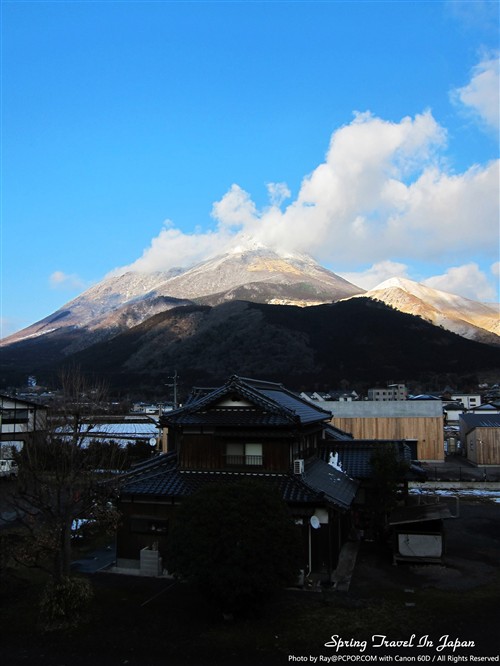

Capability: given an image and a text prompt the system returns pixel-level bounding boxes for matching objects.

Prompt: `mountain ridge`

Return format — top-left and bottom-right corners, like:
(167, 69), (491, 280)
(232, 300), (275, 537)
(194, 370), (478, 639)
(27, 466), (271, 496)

(2, 247), (363, 350)
(356, 277), (499, 345)
(30, 298), (500, 391)
(1, 245), (499, 391)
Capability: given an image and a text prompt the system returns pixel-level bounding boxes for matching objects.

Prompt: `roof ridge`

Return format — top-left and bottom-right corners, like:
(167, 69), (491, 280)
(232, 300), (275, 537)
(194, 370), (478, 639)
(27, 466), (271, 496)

(232, 375), (285, 390)
(118, 452), (176, 480)
(179, 469), (288, 478)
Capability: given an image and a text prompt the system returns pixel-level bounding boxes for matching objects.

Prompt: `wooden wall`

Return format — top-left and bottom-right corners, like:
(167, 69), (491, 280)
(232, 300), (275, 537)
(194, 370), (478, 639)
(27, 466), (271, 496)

(466, 427), (500, 465)
(330, 416), (444, 461)
(179, 433), (291, 471)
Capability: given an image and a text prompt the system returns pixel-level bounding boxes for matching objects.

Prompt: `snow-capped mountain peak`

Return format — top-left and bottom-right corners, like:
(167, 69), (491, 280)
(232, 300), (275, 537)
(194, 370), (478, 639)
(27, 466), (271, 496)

(361, 277), (499, 344)
(1, 244), (362, 348)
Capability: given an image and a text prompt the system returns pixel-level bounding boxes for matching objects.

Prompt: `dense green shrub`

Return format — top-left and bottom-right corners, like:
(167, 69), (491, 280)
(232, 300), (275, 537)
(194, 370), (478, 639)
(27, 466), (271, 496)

(167, 480), (302, 617)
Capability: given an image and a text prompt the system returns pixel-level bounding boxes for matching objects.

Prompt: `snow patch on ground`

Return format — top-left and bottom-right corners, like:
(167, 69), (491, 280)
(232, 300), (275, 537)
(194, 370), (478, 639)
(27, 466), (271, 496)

(410, 488), (500, 502)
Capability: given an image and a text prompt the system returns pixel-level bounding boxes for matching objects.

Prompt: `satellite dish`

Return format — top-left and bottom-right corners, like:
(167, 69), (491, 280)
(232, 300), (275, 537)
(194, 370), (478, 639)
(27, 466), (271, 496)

(310, 515), (320, 529)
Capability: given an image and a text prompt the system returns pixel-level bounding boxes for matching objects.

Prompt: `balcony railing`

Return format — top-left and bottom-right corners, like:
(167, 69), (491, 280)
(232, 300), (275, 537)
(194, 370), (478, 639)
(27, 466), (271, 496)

(225, 455), (263, 467)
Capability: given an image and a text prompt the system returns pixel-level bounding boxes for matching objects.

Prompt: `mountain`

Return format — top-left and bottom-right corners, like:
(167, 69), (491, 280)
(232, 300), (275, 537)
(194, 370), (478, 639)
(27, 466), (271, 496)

(0, 245), (363, 359)
(356, 278), (500, 345)
(2, 245), (499, 392)
(7, 298), (498, 392)
(146, 244), (364, 306)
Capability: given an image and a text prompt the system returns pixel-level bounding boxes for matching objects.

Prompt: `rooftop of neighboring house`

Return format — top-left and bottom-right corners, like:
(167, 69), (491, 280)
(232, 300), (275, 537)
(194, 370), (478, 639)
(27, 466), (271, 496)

(319, 439), (426, 480)
(468, 403), (500, 412)
(459, 413), (500, 430)
(323, 400), (443, 418)
(54, 418), (160, 447)
(0, 393), (48, 409)
(301, 390), (358, 402)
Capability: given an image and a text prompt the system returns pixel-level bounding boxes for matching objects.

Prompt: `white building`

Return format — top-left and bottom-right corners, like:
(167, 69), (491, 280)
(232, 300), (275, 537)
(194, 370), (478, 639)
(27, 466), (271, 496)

(367, 384), (408, 401)
(450, 393), (481, 410)
(0, 394), (48, 457)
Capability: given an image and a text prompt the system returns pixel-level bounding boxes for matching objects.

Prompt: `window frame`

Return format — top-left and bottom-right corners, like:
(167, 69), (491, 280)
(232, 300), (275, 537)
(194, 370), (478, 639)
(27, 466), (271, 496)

(225, 442), (263, 467)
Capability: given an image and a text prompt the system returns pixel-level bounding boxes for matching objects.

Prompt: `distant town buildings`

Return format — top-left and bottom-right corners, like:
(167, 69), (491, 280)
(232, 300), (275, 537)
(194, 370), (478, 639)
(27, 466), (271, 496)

(367, 384), (408, 401)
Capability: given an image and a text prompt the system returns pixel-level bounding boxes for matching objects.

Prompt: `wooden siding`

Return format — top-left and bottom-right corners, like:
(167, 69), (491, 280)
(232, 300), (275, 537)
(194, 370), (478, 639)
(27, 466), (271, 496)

(466, 427), (500, 465)
(330, 416), (444, 461)
(180, 434), (219, 469)
(179, 433), (292, 471)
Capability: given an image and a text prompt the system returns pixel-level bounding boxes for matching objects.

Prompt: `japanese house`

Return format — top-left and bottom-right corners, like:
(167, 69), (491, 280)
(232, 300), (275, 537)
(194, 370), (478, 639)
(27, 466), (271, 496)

(116, 376), (359, 582)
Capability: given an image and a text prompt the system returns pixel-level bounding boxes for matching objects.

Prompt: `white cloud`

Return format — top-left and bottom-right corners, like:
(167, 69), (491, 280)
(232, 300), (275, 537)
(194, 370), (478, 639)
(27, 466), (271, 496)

(211, 184), (258, 229)
(114, 222), (227, 274)
(266, 182), (291, 208)
(338, 261), (410, 291)
(49, 271), (86, 290)
(492, 261), (500, 279)
(451, 54), (500, 131)
(385, 160), (499, 262)
(116, 109), (498, 302)
(423, 263), (497, 301)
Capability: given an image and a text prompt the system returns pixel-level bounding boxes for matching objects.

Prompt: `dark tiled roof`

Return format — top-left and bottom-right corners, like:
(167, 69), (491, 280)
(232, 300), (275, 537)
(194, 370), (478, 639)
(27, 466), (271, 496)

(117, 451), (178, 482)
(324, 424), (354, 441)
(162, 375), (332, 428)
(460, 413), (500, 429)
(302, 458), (358, 510)
(118, 452), (354, 508)
(320, 440), (423, 480)
(257, 386), (332, 424)
(160, 408), (297, 428)
(122, 469), (319, 504)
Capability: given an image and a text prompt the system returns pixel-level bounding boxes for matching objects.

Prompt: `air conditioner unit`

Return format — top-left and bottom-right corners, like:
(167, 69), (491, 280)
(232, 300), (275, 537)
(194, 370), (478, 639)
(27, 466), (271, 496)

(293, 459), (304, 475)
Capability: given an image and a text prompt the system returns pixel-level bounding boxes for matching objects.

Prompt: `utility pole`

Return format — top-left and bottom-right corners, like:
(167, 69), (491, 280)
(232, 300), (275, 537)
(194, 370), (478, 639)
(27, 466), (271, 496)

(166, 371), (179, 409)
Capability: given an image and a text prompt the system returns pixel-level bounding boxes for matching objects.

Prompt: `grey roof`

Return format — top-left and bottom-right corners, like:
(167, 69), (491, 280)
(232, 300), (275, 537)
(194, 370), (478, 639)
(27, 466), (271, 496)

(0, 393), (47, 409)
(469, 404), (500, 412)
(162, 375), (332, 428)
(323, 400), (443, 418)
(321, 440), (426, 480)
(323, 424), (354, 441)
(118, 453), (352, 508)
(302, 458), (358, 510)
(389, 504), (451, 525)
(459, 413), (500, 430)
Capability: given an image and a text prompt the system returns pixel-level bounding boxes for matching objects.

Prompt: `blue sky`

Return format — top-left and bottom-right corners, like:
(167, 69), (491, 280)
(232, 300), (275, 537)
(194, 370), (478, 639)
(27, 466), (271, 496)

(1, 0), (499, 338)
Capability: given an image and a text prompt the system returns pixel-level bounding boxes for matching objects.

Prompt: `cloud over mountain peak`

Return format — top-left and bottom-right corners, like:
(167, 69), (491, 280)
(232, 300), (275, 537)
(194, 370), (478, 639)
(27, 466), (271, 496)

(112, 102), (498, 304)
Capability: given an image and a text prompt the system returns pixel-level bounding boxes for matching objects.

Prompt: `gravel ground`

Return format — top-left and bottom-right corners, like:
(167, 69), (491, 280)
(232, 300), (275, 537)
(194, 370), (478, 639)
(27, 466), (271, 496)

(351, 497), (500, 593)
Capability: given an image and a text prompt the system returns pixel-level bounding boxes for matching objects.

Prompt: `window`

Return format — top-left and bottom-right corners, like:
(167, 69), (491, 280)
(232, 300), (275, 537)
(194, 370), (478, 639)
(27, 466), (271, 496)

(245, 443), (262, 466)
(0, 409), (29, 424)
(225, 443), (263, 466)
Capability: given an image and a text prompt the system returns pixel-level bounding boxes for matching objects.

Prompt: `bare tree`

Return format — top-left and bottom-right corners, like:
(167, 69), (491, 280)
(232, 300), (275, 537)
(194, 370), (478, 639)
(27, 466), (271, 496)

(9, 367), (124, 583)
